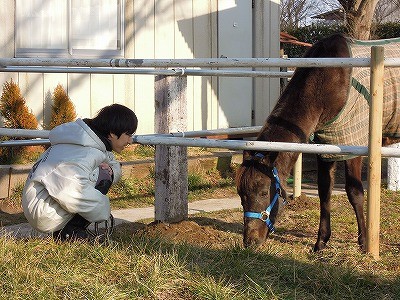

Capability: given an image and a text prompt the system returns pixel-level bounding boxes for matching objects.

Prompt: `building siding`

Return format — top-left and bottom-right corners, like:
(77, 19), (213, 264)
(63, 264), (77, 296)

(0, 0), (280, 134)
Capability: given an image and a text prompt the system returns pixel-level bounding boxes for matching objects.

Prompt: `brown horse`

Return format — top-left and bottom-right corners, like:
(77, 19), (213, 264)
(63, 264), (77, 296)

(236, 33), (400, 252)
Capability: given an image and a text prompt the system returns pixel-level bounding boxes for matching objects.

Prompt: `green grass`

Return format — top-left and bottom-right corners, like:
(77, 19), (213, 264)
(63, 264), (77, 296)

(1, 153), (238, 223)
(2, 181), (25, 209)
(1, 189), (400, 299)
(107, 162), (237, 209)
(2, 146), (399, 299)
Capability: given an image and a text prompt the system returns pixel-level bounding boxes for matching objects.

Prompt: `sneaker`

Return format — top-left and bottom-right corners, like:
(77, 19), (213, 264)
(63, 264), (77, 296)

(52, 223), (89, 242)
(52, 214), (90, 242)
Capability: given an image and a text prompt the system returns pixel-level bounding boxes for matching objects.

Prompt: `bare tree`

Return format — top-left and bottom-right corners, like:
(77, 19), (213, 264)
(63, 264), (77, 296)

(281, 0), (399, 39)
(335, 0), (378, 39)
(374, 0), (400, 23)
(280, 0), (320, 30)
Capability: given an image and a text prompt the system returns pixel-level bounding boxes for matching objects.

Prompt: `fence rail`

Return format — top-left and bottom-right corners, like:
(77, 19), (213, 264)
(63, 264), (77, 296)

(3, 129), (400, 158)
(1, 57), (400, 68)
(0, 66), (294, 77)
(1, 50), (399, 259)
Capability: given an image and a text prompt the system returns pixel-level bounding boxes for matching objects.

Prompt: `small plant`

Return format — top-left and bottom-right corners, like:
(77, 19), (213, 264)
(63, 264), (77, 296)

(0, 79), (38, 130)
(2, 181), (24, 210)
(0, 79), (39, 163)
(188, 172), (209, 190)
(48, 84), (76, 129)
(133, 145), (156, 158)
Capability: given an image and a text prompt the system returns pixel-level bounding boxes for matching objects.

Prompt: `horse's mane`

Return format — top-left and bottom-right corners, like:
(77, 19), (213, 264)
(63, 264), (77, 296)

(303, 33), (349, 59)
(236, 159), (273, 194)
(238, 33), (352, 194)
(236, 162), (256, 194)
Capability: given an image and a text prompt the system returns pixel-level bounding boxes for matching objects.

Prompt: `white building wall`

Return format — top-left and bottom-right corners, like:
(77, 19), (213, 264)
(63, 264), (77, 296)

(0, 0), (280, 134)
(253, 0), (281, 126)
(218, 0), (253, 128)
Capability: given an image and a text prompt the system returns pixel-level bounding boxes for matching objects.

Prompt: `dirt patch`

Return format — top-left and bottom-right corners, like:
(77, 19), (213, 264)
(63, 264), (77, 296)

(116, 192), (324, 249)
(134, 220), (241, 248)
(0, 205), (26, 227)
(114, 215), (243, 249)
(1, 154), (386, 245)
(286, 193), (319, 211)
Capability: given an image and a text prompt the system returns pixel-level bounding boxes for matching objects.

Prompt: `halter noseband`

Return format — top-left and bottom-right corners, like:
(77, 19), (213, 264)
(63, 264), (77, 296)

(243, 153), (287, 233)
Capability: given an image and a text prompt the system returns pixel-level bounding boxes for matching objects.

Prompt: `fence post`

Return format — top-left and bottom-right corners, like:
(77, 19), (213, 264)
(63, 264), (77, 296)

(293, 153), (302, 198)
(387, 143), (400, 191)
(367, 46), (384, 259)
(154, 75), (188, 223)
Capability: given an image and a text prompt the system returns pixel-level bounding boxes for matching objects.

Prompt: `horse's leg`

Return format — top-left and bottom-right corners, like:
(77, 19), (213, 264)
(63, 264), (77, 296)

(344, 157), (366, 252)
(314, 156), (336, 251)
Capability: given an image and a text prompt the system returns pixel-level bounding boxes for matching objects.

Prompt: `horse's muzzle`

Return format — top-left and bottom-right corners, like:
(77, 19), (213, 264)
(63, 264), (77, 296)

(243, 220), (269, 248)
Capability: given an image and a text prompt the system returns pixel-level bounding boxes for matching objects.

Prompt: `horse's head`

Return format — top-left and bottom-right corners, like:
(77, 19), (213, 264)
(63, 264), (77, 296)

(236, 151), (287, 248)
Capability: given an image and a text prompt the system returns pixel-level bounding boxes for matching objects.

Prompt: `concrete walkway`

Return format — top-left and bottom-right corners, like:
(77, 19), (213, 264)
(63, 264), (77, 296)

(0, 183), (346, 239)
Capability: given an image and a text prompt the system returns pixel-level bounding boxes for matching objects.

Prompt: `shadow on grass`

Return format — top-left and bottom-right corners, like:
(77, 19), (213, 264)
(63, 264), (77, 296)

(189, 216), (243, 235)
(111, 219), (400, 300)
(0, 210), (27, 227)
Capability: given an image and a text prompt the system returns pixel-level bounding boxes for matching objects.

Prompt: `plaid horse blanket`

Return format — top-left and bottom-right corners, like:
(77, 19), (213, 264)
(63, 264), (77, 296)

(313, 36), (400, 161)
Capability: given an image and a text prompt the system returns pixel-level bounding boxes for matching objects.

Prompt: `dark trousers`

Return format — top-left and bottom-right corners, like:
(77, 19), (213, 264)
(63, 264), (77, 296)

(53, 179), (111, 241)
(53, 214), (90, 241)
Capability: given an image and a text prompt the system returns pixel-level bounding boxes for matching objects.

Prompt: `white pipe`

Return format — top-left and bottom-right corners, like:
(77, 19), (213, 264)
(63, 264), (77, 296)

(146, 126), (262, 138)
(0, 57), (398, 68)
(3, 127), (400, 158)
(3, 57), (400, 68)
(0, 128), (50, 138)
(0, 139), (50, 147)
(0, 66), (294, 78)
(132, 135), (400, 158)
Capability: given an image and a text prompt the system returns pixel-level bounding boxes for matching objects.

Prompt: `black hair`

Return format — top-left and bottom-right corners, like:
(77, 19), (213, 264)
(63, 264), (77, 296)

(89, 104), (138, 137)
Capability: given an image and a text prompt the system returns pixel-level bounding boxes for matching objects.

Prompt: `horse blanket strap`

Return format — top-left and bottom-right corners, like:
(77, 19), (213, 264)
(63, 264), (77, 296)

(314, 36), (400, 161)
(244, 166), (286, 233)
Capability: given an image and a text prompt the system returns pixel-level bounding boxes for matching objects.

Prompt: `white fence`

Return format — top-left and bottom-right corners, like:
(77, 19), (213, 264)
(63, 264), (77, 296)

(1, 52), (399, 258)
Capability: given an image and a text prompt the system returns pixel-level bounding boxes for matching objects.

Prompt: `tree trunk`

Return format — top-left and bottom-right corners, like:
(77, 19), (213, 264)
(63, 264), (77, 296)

(340, 0), (379, 39)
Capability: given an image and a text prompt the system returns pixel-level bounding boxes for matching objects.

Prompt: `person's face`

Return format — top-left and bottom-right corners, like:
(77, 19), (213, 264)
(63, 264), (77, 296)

(108, 132), (132, 153)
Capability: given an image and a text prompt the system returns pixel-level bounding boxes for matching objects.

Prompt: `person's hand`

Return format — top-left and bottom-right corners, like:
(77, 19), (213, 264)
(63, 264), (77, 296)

(96, 163), (113, 194)
(99, 162), (113, 177)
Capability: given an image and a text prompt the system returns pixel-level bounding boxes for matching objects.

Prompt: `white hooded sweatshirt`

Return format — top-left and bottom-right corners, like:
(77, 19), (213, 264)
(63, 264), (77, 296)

(22, 119), (122, 233)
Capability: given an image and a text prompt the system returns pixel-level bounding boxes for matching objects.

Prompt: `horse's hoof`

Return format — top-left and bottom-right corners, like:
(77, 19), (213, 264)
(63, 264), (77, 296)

(359, 244), (366, 253)
(313, 241), (326, 252)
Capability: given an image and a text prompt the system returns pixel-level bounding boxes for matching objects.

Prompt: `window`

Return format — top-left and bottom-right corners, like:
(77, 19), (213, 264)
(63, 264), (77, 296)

(15, 0), (124, 58)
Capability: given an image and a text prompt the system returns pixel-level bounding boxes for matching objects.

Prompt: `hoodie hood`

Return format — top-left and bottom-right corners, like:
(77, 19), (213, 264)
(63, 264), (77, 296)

(49, 118), (106, 152)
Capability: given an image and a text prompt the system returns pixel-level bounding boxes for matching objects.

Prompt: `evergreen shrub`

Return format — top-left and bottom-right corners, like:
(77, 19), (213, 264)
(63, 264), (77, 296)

(48, 84), (77, 129)
(0, 79), (40, 163)
(283, 22), (400, 58)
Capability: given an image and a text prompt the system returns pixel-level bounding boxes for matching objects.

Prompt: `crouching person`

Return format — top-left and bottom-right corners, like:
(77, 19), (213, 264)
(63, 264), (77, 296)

(22, 104), (138, 242)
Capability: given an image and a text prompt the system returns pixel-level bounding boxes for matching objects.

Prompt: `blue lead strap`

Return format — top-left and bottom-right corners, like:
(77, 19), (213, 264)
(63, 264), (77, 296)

(266, 219), (275, 233)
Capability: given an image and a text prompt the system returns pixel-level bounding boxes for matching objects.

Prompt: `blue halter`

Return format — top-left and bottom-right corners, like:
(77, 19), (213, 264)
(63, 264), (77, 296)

(243, 160), (286, 233)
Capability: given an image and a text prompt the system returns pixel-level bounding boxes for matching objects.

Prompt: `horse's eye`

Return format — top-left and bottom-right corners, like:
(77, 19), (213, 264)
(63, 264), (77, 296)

(260, 191), (269, 197)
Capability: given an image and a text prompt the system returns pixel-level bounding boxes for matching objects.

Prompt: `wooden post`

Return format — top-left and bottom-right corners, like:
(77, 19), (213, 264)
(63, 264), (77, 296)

(154, 75), (188, 223)
(366, 46), (384, 259)
(293, 153), (302, 198)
